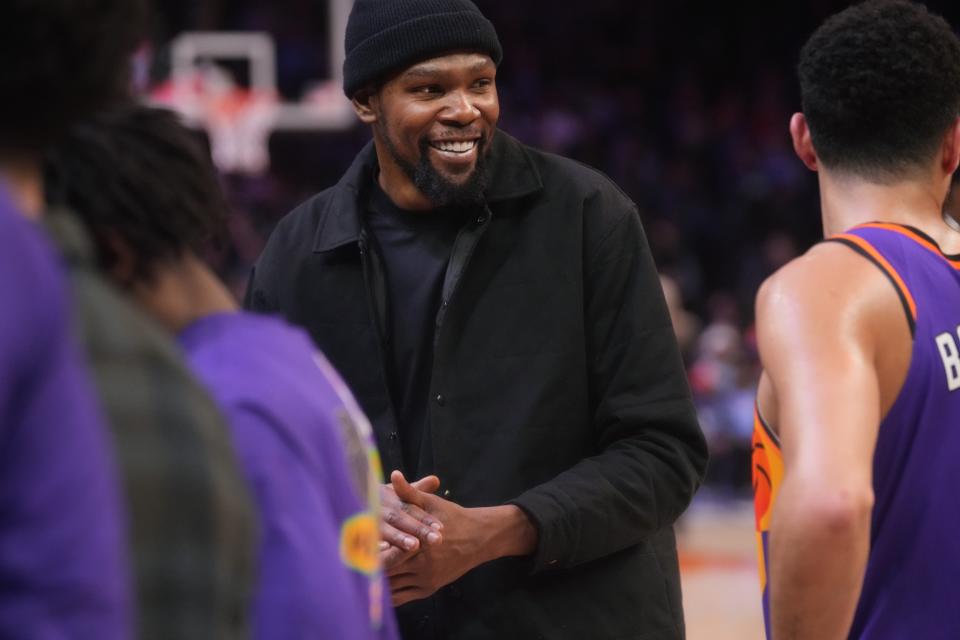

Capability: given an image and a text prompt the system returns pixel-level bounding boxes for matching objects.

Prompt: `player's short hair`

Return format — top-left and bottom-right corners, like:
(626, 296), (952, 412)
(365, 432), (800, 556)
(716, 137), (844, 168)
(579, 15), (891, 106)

(799, 0), (960, 180)
(44, 105), (227, 281)
(0, 0), (146, 153)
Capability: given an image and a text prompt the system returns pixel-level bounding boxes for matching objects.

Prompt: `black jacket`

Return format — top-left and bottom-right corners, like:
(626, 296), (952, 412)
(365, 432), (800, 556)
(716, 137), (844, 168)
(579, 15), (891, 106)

(246, 131), (708, 639)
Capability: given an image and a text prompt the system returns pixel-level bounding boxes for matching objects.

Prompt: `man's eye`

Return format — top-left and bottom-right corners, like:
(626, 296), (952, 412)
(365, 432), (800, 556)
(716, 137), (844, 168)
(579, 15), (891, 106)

(473, 78), (492, 89)
(413, 85), (442, 95)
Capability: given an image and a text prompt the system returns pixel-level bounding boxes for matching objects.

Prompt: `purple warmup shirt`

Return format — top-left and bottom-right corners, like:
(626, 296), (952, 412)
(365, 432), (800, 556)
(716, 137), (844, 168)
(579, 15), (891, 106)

(179, 312), (398, 640)
(0, 190), (129, 637)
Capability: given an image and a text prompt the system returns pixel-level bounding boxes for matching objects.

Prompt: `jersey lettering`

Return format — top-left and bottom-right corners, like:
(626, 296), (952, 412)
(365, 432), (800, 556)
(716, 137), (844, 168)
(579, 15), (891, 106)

(935, 329), (960, 391)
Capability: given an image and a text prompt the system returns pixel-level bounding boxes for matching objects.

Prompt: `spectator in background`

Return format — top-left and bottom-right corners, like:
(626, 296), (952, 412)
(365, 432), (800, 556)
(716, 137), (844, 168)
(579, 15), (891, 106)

(660, 273), (701, 361)
(246, 0), (707, 637)
(688, 320), (755, 493)
(5, 1), (258, 636)
(46, 104), (401, 640)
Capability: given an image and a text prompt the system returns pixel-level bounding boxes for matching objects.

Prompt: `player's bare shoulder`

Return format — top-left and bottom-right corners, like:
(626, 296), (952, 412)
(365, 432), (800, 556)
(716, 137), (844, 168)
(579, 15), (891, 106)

(757, 240), (905, 336)
(756, 239), (912, 412)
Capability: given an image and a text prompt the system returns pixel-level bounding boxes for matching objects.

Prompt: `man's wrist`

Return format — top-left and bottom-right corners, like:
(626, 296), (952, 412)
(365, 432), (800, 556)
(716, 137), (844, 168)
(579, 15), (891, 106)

(475, 505), (538, 564)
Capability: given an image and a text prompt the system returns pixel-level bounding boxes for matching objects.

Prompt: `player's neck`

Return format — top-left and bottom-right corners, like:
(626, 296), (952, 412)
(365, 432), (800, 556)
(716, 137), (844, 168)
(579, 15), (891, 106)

(819, 171), (951, 241)
(0, 157), (44, 219)
(131, 253), (238, 335)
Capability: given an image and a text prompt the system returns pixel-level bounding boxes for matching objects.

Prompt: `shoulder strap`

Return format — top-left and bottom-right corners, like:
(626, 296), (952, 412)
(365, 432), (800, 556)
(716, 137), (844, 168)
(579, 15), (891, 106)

(824, 228), (917, 337)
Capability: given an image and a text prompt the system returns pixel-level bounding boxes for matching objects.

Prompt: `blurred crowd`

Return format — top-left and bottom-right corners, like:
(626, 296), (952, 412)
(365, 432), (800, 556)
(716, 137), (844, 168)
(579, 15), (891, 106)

(147, 0), (960, 496)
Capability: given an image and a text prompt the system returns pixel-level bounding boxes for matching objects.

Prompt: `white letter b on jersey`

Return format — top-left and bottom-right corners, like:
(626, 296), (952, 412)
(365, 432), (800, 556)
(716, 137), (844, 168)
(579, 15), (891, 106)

(935, 331), (960, 391)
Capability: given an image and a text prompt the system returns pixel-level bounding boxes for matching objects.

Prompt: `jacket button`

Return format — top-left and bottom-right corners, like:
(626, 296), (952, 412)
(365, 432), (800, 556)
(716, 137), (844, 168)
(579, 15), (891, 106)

(443, 489), (451, 498)
(475, 215), (486, 225)
(441, 299), (448, 309)
(435, 394), (445, 406)
(388, 431), (398, 440)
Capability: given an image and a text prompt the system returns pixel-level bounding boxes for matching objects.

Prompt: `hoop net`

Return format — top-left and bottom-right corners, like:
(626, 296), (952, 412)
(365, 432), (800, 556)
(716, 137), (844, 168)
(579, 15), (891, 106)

(201, 88), (278, 175)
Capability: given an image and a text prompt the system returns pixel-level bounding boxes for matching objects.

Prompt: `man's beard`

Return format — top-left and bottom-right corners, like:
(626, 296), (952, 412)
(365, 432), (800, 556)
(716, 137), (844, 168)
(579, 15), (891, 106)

(381, 130), (490, 208)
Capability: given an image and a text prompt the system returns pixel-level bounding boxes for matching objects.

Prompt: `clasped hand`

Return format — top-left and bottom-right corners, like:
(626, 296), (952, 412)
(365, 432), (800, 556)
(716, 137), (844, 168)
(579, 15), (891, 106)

(378, 471), (491, 606)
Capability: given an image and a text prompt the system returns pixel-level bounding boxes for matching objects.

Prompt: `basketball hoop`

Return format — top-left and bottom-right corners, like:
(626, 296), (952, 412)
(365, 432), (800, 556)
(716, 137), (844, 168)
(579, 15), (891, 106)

(201, 87), (278, 175)
(147, 15), (356, 175)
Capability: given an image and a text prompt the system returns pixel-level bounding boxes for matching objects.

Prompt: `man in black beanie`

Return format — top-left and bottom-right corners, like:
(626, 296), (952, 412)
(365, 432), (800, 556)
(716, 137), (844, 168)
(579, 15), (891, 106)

(246, 0), (707, 637)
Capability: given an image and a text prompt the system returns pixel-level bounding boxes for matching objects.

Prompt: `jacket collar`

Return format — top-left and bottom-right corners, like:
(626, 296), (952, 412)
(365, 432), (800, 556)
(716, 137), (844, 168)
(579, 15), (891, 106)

(44, 208), (99, 270)
(312, 129), (543, 253)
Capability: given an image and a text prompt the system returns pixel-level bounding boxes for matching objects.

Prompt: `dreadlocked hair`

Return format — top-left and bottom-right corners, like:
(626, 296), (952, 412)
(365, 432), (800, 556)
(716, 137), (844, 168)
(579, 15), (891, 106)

(44, 104), (228, 282)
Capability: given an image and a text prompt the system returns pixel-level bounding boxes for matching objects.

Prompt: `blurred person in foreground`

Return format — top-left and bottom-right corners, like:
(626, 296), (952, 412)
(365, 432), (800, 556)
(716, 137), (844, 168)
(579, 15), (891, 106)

(5, 1), (256, 637)
(0, 4), (136, 634)
(752, 1), (960, 638)
(246, 0), (707, 637)
(46, 104), (400, 640)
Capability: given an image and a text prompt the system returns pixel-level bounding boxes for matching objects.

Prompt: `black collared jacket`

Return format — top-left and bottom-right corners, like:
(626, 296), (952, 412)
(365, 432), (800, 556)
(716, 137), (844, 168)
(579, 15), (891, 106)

(245, 130), (708, 640)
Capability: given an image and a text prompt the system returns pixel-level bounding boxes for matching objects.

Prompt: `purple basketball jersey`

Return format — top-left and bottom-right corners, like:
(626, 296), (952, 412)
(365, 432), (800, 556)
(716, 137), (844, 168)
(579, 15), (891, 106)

(826, 223), (960, 638)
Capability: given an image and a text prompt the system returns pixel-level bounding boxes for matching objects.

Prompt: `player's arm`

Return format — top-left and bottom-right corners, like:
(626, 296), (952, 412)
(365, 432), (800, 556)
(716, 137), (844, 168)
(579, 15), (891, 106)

(757, 244), (898, 639)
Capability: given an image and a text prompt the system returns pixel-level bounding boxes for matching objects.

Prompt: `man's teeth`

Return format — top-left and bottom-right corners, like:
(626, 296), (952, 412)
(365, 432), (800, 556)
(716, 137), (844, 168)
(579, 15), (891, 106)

(433, 140), (477, 153)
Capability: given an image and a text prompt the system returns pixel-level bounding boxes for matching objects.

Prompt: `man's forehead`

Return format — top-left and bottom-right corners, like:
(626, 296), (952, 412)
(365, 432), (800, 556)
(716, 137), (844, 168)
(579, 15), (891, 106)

(399, 52), (495, 79)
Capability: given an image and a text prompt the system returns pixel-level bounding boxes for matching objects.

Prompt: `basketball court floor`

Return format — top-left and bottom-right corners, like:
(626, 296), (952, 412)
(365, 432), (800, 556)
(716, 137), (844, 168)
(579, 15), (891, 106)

(678, 496), (765, 639)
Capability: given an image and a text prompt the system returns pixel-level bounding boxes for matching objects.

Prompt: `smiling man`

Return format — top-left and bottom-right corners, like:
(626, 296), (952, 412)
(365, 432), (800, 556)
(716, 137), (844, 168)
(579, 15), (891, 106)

(245, 0), (707, 638)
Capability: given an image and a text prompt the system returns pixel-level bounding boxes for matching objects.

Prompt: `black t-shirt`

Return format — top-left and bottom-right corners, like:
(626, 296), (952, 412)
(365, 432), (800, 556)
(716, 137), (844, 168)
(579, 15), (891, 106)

(365, 182), (468, 477)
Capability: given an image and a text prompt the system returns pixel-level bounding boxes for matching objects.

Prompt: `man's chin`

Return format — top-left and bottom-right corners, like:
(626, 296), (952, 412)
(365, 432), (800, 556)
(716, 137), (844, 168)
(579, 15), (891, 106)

(410, 144), (488, 207)
(433, 166), (476, 186)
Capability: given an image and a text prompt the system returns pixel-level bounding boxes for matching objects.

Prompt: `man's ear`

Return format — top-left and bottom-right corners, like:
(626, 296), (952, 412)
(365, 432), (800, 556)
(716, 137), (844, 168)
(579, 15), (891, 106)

(790, 112), (819, 172)
(100, 230), (138, 290)
(351, 87), (378, 125)
(941, 116), (960, 176)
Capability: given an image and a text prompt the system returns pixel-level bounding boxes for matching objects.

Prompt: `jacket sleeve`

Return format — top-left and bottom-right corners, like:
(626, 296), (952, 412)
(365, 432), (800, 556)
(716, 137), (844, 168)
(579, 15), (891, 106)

(242, 264), (274, 313)
(243, 199), (319, 315)
(508, 200), (708, 573)
(242, 222), (288, 314)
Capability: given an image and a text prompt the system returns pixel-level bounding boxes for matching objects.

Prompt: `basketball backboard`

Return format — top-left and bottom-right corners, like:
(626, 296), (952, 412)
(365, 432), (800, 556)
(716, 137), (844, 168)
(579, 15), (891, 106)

(149, 0), (355, 174)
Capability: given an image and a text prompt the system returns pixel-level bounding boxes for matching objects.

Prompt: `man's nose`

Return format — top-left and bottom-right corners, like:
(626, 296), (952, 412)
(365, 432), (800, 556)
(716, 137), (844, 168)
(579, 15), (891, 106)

(440, 90), (480, 125)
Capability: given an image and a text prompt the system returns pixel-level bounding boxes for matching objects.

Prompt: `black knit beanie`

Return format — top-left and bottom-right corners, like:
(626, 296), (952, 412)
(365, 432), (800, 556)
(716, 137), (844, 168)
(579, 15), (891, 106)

(343, 0), (503, 98)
